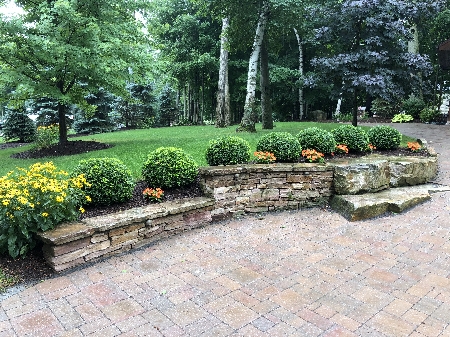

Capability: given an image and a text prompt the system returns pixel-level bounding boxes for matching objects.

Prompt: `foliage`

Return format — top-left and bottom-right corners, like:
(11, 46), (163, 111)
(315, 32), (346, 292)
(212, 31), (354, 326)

(142, 147), (199, 188)
(0, 0), (152, 143)
(419, 107), (439, 123)
(2, 107), (35, 143)
(331, 125), (369, 152)
(32, 124), (59, 150)
(0, 162), (90, 258)
(256, 132), (302, 162)
(253, 151), (276, 164)
(205, 136), (251, 166)
(407, 142), (422, 152)
(143, 187), (164, 202)
(371, 99), (401, 119)
(297, 127), (336, 154)
(367, 126), (402, 150)
(335, 144), (349, 154)
(392, 114), (414, 123)
(0, 268), (18, 292)
(402, 96), (426, 119)
(302, 149), (324, 163)
(73, 89), (118, 134)
(71, 158), (134, 206)
(157, 85), (178, 127)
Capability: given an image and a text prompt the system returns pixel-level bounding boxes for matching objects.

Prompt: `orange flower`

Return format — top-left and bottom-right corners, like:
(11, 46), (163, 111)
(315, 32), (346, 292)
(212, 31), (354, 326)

(335, 144), (349, 154)
(407, 142), (421, 152)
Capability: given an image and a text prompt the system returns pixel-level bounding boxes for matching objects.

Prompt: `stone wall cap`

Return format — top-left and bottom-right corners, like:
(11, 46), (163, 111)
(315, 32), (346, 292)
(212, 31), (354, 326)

(37, 222), (95, 245)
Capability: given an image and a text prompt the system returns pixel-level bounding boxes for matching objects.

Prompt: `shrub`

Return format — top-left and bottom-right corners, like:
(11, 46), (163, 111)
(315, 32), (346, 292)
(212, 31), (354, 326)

(143, 147), (198, 188)
(331, 125), (369, 152)
(256, 132), (302, 162)
(371, 98), (401, 118)
(392, 113), (414, 123)
(0, 162), (90, 258)
(297, 127), (336, 154)
(367, 125), (402, 150)
(33, 124), (59, 149)
(205, 136), (250, 166)
(72, 158), (135, 206)
(419, 107), (439, 123)
(3, 107), (36, 142)
(402, 96), (426, 119)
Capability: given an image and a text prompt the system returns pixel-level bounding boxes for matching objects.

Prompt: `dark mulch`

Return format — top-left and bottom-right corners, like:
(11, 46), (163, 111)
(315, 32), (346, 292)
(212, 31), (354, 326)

(0, 137), (430, 292)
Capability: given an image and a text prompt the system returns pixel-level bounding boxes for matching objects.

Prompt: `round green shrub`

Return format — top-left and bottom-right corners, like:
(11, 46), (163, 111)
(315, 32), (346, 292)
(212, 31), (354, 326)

(256, 132), (302, 162)
(367, 125), (402, 150)
(419, 107), (439, 123)
(205, 136), (250, 166)
(143, 147), (198, 188)
(72, 158), (135, 206)
(331, 125), (369, 152)
(402, 96), (426, 119)
(297, 127), (336, 154)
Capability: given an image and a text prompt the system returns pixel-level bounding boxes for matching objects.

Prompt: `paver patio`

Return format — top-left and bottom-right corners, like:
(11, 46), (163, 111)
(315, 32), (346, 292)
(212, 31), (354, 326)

(1, 123), (449, 337)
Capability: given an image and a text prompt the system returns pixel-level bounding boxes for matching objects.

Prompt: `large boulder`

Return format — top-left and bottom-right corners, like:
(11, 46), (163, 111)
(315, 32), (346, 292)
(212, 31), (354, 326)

(332, 159), (390, 195)
(387, 156), (438, 187)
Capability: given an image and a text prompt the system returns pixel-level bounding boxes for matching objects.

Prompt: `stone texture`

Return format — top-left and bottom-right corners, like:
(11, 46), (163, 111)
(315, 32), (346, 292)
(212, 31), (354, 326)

(37, 222), (95, 245)
(332, 159), (390, 195)
(330, 186), (431, 221)
(387, 156), (438, 187)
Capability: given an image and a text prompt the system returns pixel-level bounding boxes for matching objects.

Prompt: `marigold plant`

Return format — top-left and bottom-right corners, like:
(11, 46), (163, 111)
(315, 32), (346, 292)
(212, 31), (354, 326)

(302, 149), (325, 163)
(407, 142), (422, 152)
(335, 144), (349, 154)
(143, 187), (164, 202)
(253, 151), (276, 164)
(368, 143), (376, 151)
(0, 162), (91, 258)
(33, 124), (59, 150)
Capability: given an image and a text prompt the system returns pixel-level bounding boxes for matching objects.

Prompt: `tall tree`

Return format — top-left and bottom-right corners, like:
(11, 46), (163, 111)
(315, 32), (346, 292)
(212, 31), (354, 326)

(310, 0), (438, 126)
(0, 0), (151, 143)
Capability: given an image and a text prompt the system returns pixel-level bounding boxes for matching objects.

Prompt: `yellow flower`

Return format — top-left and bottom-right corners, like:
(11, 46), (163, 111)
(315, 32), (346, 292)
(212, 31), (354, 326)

(85, 195), (92, 202)
(79, 207), (85, 214)
(42, 212), (49, 217)
(56, 195), (64, 203)
(2, 199), (9, 206)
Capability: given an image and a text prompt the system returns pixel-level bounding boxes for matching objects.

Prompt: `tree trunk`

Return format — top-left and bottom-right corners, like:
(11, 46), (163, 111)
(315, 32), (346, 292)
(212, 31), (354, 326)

(216, 17), (230, 128)
(260, 36), (273, 129)
(293, 28), (304, 120)
(352, 89), (358, 127)
(237, 0), (269, 132)
(57, 102), (68, 144)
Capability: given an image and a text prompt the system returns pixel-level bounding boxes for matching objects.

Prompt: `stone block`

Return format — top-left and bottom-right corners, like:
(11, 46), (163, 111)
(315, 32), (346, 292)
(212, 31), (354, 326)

(333, 159), (390, 195)
(91, 233), (109, 243)
(109, 223), (144, 238)
(46, 237), (91, 257)
(45, 240), (111, 266)
(261, 188), (280, 201)
(110, 230), (140, 246)
(388, 157), (438, 187)
(37, 222), (95, 245)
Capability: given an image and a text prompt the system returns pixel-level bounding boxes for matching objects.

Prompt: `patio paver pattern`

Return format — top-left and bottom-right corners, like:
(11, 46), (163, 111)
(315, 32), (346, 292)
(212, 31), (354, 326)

(1, 123), (450, 337)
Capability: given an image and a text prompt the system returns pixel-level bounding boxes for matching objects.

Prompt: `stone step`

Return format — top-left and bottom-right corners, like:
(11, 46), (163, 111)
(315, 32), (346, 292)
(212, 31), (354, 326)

(330, 184), (450, 221)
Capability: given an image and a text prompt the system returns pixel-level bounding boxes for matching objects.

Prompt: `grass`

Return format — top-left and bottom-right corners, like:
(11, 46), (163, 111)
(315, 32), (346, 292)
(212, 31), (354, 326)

(0, 122), (417, 179)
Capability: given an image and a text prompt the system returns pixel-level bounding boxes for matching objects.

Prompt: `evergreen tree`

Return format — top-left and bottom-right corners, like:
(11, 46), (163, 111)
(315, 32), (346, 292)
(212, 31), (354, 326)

(3, 107), (35, 142)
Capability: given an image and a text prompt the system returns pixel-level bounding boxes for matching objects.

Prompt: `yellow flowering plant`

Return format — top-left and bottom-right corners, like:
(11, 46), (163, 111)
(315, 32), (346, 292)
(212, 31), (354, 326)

(0, 162), (91, 258)
(32, 124), (59, 150)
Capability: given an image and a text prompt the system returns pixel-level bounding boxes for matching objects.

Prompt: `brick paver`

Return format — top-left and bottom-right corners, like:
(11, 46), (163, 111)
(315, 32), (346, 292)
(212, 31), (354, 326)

(1, 123), (450, 336)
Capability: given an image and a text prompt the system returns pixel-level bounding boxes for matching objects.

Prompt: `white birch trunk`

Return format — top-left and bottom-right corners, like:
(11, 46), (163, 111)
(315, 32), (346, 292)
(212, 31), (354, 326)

(293, 28), (304, 120)
(216, 17), (230, 127)
(239, 0), (269, 131)
(408, 24), (419, 54)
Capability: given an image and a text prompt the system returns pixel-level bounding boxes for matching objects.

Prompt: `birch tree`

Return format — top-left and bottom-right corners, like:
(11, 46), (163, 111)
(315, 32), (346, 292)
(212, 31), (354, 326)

(237, 0), (269, 132)
(216, 17), (230, 127)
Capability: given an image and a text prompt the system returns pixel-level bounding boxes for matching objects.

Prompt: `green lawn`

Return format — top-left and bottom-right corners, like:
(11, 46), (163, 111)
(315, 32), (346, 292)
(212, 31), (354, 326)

(0, 122), (416, 180)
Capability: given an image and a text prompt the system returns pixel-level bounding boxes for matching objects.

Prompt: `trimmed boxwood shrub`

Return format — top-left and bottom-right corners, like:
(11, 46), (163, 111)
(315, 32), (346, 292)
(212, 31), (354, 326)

(367, 125), (402, 150)
(143, 147), (198, 188)
(331, 125), (370, 152)
(402, 96), (426, 119)
(72, 158), (135, 206)
(256, 132), (302, 162)
(297, 127), (336, 154)
(205, 136), (250, 166)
